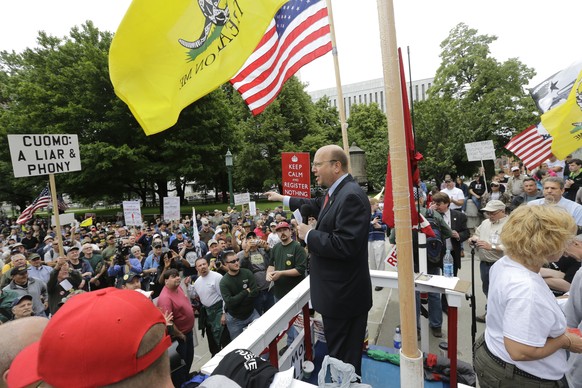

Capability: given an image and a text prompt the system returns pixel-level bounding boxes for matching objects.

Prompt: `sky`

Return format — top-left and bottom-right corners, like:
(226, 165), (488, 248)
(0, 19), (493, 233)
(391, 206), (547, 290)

(1, 0), (581, 92)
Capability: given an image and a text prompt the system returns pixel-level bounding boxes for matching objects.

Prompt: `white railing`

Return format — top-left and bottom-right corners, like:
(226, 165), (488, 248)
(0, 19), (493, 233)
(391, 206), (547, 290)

(201, 270), (466, 377)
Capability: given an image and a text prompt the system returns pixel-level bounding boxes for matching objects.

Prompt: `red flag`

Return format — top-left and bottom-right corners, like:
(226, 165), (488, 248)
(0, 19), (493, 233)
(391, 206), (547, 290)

(230, 0), (332, 115)
(382, 48), (423, 228)
(504, 125), (552, 170)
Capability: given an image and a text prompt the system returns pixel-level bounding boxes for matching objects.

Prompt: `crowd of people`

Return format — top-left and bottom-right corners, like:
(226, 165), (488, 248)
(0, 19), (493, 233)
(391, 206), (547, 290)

(421, 154), (582, 387)
(0, 202), (309, 386)
(4, 148), (582, 386)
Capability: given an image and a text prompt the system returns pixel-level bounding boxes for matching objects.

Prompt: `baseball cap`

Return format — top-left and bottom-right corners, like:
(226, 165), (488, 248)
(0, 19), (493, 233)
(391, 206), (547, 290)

(480, 200), (506, 213)
(121, 272), (140, 285)
(9, 288), (171, 388)
(270, 222), (277, 227)
(201, 218), (209, 225)
(275, 222), (290, 231)
(208, 239), (218, 247)
(66, 246), (80, 253)
(7, 342), (41, 388)
(43, 235), (54, 242)
(11, 294), (33, 308)
(212, 349), (277, 388)
(490, 181), (500, 186)
(28, 253), (41, 261)
(511, 166), (520, 171)
(11, 266), (28, 276)
(11, 242), (23, 249)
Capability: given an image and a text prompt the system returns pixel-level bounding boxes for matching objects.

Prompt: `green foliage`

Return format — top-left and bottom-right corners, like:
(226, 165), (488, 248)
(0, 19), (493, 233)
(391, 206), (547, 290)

(346, 103), (388, 190)
(0, 19), (545, 211)
(414, 23), (538, 179)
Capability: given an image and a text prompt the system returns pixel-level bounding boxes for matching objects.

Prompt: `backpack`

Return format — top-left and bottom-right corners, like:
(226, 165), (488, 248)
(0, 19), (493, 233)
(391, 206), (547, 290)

(424, 209), (444, 263)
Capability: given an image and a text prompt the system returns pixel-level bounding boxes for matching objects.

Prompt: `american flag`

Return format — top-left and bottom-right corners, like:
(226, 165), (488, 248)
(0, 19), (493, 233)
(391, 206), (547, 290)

(57, 193), (69, 212)
(504, 125), (553, 170)
(16, 186), (51, 225)
(231, 0), (332, 115)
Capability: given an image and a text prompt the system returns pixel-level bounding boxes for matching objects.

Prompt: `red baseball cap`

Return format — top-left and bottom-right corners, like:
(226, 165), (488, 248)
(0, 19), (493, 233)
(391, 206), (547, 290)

(275, 221), (290, 231)
(6, 341), (41, 388)
(8, 288), (171, 388)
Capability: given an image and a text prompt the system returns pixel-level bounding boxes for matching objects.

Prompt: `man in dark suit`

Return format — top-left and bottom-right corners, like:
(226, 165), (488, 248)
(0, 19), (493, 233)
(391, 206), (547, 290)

(430, 192), (469, 276)
(266, 145), (372, 376)
(429, 192), (469, 336)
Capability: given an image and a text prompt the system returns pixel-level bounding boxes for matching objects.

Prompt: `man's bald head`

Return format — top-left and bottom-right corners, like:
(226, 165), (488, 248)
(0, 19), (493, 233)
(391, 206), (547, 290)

(0, 316), (48, 387)
(317, 145), (349, 173)
(312, 145), (349, 188)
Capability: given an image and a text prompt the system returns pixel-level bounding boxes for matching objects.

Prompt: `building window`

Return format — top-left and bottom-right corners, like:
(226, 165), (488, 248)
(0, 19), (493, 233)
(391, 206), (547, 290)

(415, 85), (419, 101)
(375, 92), (378, 103)
(380, 91), (384, 112)
(421, 84), (425, 100)
(364, 94), (367, 104)
(359, 95), (362, 104)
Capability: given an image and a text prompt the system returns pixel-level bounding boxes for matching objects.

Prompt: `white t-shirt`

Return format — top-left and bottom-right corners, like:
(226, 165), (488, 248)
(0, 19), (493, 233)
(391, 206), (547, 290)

(267, 232), (281, 248)
(188, 270), (223, 307)
(546, 158), (565, 179)
(485, 256), (567, 380)
(440, 187), (465, 210)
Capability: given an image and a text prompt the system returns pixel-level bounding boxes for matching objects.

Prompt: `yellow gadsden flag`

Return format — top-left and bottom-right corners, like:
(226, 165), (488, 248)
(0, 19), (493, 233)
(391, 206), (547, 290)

(542, 70), (582, 159)
(80, 217), (93, 227)
(109, 0), (287, 135)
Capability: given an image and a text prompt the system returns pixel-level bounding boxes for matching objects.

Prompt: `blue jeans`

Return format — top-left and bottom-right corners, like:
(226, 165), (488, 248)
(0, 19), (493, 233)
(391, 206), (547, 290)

(253, 288), (275, 315)
(226, 309), (260, 340)
(176, 330), (194, 372)
(416, 266), (442, 329)
(470, 195), (481, 209)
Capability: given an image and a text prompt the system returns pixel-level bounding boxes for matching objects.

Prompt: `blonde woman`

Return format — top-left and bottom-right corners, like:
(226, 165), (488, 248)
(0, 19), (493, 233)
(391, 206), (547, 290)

(474, 205), (582, 386)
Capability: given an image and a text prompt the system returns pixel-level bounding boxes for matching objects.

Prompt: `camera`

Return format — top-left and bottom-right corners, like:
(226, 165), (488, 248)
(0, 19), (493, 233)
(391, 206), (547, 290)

(114, 242), (131, 265)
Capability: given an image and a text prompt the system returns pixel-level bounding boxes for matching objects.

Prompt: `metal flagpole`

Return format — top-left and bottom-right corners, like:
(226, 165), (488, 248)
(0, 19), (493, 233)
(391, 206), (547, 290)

(376, 0), (424, 386)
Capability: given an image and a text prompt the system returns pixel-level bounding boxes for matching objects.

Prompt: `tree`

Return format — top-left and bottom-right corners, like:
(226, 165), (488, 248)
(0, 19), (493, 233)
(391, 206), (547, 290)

(414, 23), (538, 179)
(232, 77), (321, 192)
(0, 22), (239, 209)
(300, 96), (342, 153)
(346, 103), (388, 190)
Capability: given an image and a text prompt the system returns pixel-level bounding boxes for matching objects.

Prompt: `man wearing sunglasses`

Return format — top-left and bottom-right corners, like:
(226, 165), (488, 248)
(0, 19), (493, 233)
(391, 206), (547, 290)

(219, 250), (259, 340)
(469, 200), (508, 323)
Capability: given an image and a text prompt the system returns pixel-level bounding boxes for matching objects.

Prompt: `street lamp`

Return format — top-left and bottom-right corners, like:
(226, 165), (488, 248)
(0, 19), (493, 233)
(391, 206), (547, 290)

(225, 149), (234, 207)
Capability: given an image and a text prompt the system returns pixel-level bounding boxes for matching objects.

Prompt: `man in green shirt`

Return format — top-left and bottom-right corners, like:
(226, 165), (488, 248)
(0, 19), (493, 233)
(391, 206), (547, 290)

(267, 221), (306, 354)
(267, 222), (306, 299)
(219, 251), (259, 340)
(100, 234), (117, 261)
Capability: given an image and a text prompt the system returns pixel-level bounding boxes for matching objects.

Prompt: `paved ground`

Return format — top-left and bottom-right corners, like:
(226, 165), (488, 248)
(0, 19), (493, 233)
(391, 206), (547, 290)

(375, 242), (486, 365)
